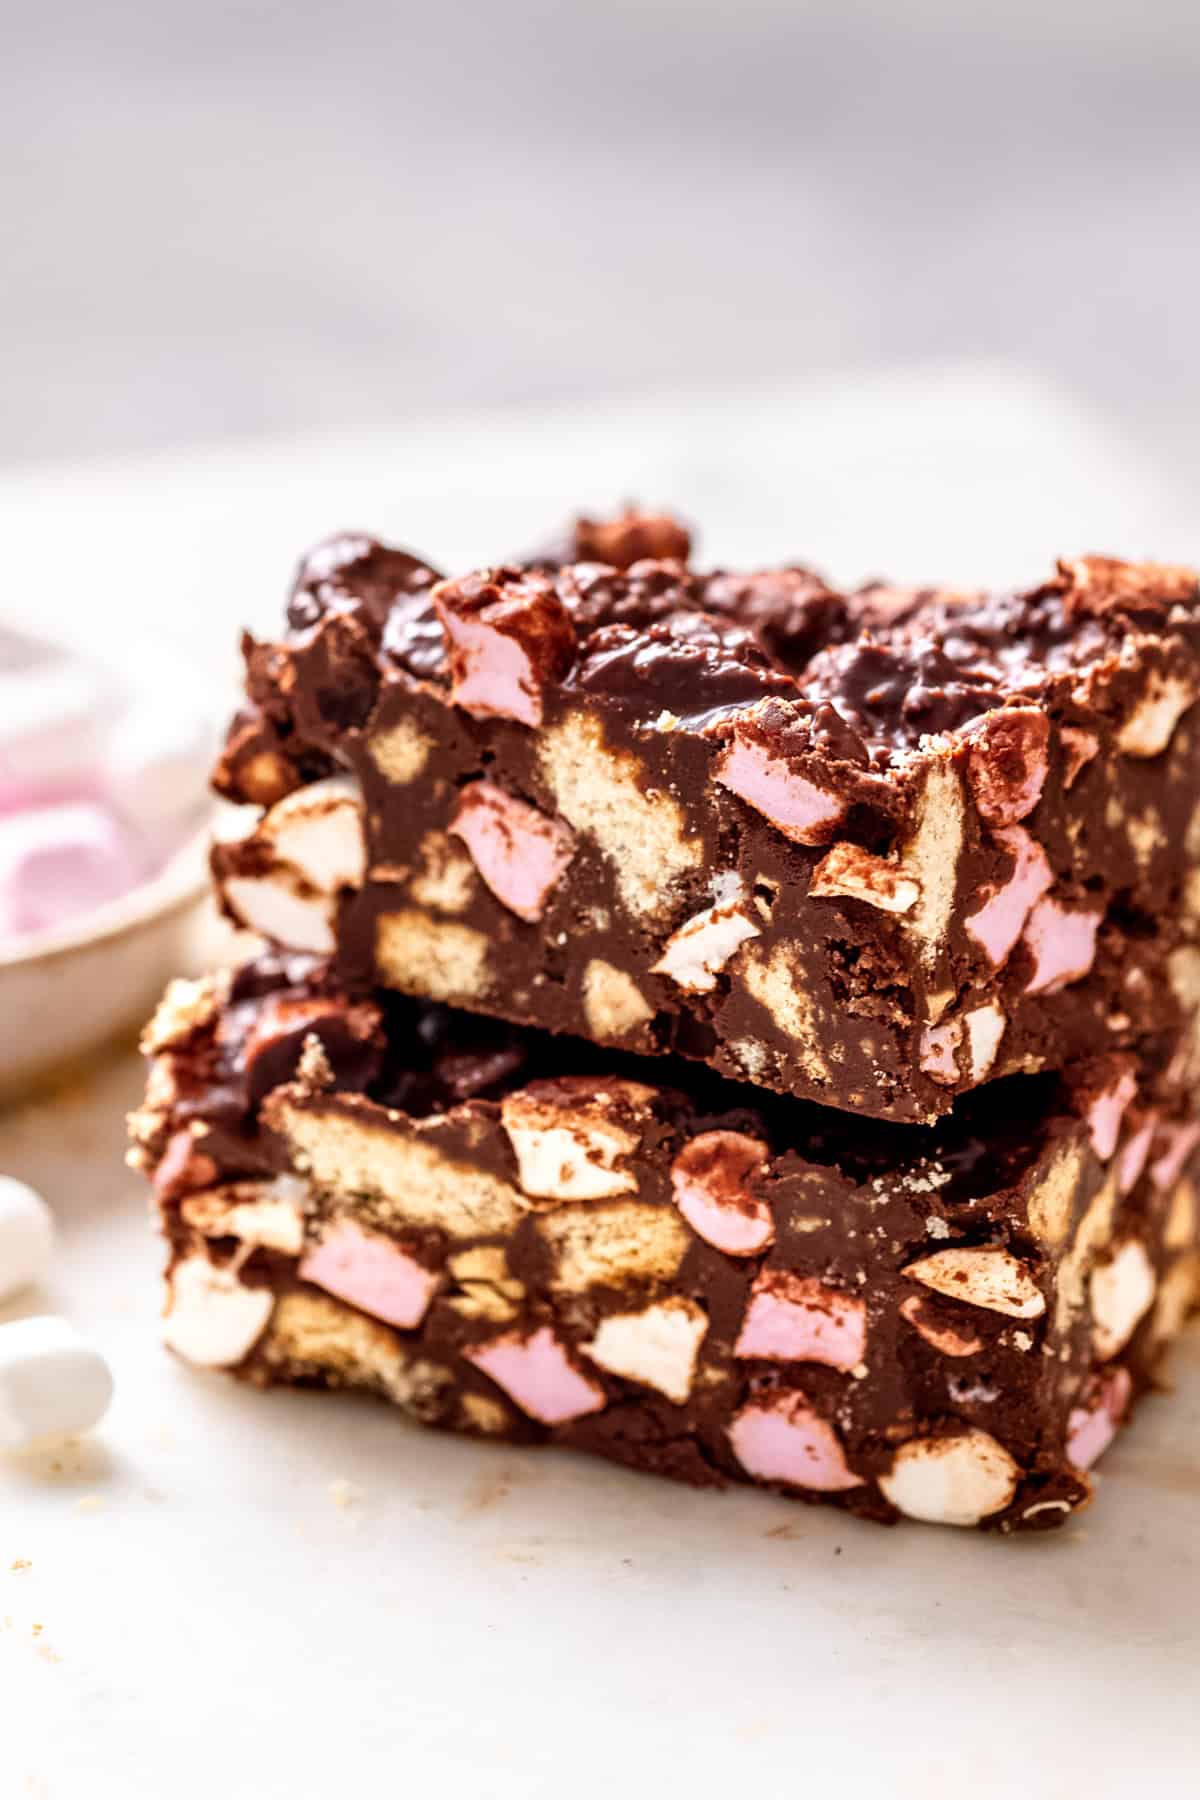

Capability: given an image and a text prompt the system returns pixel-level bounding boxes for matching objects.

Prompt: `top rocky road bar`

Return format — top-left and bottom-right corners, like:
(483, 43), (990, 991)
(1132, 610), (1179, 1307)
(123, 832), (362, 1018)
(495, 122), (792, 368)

(211, 510), (1200, 1123)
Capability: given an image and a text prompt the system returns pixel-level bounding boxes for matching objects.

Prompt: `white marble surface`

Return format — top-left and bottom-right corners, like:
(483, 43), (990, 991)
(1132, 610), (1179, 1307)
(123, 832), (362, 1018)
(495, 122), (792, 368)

(0, 375), (1197, 1797)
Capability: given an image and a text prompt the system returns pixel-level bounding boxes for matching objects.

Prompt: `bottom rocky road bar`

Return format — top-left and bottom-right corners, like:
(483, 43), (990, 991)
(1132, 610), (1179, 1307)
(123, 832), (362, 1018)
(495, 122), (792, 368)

(129, 956), (1200, 1532)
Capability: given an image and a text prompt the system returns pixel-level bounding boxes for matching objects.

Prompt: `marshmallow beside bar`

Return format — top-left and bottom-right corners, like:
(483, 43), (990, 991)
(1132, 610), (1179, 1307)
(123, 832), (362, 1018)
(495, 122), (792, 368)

(0, 1316), (113, 1451)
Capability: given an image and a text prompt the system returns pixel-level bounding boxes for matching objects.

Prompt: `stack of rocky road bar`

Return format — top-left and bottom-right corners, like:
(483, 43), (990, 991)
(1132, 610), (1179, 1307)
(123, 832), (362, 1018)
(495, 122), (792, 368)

(129, 509), (1200, 1532)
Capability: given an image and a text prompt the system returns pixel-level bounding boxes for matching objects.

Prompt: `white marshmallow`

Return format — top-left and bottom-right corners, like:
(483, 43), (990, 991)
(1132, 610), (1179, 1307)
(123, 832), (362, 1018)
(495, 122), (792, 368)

(265, 775), (366, 892)
(221, 873), (336, 955)
(0, 1176), (55, 1301)
(0, 1315), (113, 1450)
(879, 1429), (1020, 1527)
(651, 897), (761, 993)
(584, 1298), (708, 1402)
(162, 1253), (274, 1367)
(1090, 1239), (1156, 1360)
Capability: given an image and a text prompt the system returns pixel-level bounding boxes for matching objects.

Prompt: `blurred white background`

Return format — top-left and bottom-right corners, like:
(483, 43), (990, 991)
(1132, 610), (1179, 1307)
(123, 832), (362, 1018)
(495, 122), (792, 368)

(5, 0), (1200, 478)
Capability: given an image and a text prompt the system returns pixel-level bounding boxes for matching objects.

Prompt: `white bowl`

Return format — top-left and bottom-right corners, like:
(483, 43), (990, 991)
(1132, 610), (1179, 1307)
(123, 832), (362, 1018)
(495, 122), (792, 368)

(0, 827), (214, 1100)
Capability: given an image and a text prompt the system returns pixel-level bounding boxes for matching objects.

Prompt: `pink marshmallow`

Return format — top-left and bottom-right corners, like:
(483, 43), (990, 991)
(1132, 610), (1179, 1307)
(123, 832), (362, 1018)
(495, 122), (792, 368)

(1086, 1070), (1138, 1162)
(433, 574), (575, 729)
(670, 1131), (773, 1256)
(466, 1325), (607, 1425)
(442, 613), (543, 727)
(449, 780), (575, 923)
(1022, 897), (1101, 994)
(0, 775), (101, 817)
(965, 825), (1053, 968)
(735, 1271), (867, 1371)
(1066, 1366), (1132, 1470)
(0, 799), (147, 940)
(729, 1390), (862, 1492)
(1149, 1121), (1200, 1192)
(299, 1219), (440, 1329)
(714, 738), (844, 845)
(966, 708), (1050, 826)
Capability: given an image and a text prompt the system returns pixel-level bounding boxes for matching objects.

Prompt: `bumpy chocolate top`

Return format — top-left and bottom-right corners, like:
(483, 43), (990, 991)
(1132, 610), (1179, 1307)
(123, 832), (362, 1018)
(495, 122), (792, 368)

(212, 507), (1200, 803)
(286, 533), (440, 640)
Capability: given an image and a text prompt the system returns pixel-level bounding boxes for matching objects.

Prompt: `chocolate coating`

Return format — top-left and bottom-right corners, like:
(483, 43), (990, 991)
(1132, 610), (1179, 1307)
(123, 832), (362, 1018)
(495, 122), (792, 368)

(134, 959), (1200, 1534)
(212, 528), (1200, 1121)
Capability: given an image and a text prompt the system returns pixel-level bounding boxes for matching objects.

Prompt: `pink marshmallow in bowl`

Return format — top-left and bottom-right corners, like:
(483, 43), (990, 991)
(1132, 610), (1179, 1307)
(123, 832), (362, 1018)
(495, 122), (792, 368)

(0, 626), (213, 1100)
(0, 799), (149, 943)
(0, 624), (212, 948)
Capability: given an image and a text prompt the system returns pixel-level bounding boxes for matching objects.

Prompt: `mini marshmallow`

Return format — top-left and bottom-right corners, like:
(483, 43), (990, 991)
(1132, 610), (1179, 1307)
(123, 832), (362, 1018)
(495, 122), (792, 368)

(902, 1246), (1045, 1319)
(651, 891), (761, 992)
(299, 1218), (441, 1329)
(714, 736), (845, 844)
(466, 1325), (607, 1425)
(0, 633), (210, 945)
(0, 1315), (113, 1451)
(879, 1428), (1020, 1526)
(0, 800), (147, 940)
(965, 825), (1053, 969)
(1022, 897), (1101, 995)
(728, 1390), (862, 1492)
(449, 781), (575, 922)
(735, 1271), (867, 1370)
(0, 1176), (55, 1301)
